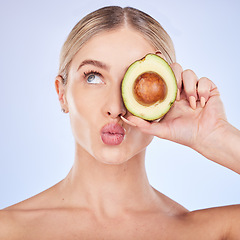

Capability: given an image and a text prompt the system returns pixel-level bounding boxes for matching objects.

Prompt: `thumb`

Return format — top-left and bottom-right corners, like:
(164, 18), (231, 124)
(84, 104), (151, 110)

(126, 115), (169, 139)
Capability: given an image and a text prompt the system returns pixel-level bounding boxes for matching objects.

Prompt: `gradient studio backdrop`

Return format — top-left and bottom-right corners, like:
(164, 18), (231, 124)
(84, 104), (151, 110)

(0, 0), (239, 210)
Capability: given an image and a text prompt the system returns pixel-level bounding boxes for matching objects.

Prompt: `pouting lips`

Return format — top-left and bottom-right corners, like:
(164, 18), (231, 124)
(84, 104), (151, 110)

(101, 123), (125, 145)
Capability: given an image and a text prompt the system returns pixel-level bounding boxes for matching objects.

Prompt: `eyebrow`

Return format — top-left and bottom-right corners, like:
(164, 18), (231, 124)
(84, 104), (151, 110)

(77, 59), (110, 71)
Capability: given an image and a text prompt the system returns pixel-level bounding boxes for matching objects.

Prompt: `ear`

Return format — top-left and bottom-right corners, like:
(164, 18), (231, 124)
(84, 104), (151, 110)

(55, 75), (69, 113)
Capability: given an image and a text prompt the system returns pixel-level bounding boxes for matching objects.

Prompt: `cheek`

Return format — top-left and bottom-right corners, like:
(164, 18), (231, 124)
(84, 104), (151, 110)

(127, 127), (154, 152)
(68, 106), (91, 150)
(66, 86), (102, 148)
(67, 83), (100, 117)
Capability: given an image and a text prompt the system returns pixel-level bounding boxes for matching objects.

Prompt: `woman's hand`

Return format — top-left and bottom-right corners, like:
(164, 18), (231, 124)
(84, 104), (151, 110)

(123, 63), (240, 173)
(126, 63), (227, 148)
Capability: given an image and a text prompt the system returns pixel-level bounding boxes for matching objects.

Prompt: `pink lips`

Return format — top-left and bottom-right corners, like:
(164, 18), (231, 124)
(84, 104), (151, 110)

(101, 123), (125, 145)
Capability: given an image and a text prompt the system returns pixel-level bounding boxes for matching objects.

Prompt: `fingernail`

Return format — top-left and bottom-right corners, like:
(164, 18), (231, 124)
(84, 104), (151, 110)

(200, 97), (206, 108)
(189, 96), (196, 110)
(120, 116), (137, 127)
(177, 89), (180, 101)
(153, 117), (163, 123)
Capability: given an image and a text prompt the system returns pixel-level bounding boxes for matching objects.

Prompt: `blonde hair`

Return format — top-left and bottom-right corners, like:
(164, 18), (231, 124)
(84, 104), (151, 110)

(58, 6), (176, 84)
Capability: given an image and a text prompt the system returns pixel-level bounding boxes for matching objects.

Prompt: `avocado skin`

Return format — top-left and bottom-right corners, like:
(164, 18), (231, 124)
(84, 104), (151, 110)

(121, 54), (177, 121)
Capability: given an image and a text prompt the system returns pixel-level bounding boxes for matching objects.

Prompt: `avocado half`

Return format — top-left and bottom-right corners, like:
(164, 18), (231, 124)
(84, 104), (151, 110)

(121, 54), (177, 121)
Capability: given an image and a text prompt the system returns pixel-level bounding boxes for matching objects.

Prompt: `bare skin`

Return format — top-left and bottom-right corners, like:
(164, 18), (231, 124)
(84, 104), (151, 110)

(1, 27), (239, 240)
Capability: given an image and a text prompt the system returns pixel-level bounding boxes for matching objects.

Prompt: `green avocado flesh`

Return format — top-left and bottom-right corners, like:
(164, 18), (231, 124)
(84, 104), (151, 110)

(121, 54), (177, 121)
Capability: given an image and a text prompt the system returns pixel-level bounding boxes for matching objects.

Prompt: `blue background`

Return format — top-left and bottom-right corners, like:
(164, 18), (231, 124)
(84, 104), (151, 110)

(0, 0), (239, 210)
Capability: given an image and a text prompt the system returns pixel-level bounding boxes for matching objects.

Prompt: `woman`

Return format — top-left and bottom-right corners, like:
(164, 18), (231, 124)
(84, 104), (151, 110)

(1, 6), (239, 239)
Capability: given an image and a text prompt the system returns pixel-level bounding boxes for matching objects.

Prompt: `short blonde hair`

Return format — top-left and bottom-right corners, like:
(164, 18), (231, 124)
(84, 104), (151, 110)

(58, 6), (176, 84)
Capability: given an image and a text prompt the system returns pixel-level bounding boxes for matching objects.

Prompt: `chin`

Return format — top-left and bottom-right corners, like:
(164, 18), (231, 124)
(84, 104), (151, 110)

(95, 143), (148, 166)
(96, 148), (130, 165)
(101, 159), (128, 165)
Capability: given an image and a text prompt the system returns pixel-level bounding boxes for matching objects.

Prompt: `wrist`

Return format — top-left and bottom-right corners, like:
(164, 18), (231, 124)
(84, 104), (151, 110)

(194, 121), (240, 174)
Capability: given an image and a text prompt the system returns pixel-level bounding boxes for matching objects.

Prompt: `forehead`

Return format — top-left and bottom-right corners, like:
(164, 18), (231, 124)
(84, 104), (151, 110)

(71, 27), (156, 71)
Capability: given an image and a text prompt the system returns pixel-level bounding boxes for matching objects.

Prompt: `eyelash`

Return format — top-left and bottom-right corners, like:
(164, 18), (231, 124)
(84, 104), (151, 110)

(83, 70), (102, 79)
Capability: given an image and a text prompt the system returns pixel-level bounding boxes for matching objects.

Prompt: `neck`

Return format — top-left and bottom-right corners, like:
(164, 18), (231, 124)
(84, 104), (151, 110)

(61, 144), (159, 217)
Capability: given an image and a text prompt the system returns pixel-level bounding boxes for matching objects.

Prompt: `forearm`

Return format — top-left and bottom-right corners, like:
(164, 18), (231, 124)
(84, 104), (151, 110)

(196, 123), (240, 174)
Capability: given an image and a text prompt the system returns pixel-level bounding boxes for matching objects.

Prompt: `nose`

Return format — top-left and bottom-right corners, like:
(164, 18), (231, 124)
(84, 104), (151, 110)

(104, 85), (127, 119)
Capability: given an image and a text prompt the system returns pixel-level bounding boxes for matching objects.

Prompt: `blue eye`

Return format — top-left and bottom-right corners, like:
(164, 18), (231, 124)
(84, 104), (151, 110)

(84, 71), (104, 84)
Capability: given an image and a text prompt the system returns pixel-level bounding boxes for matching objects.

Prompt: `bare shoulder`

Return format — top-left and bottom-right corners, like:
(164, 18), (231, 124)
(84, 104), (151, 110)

(185, 205), (240, 239)
(152, 188), (189, 215)
(3, 180), (63, 211)
(153, 189), (240, 240)
(0, 184), (62, 239)
(0, 208), (41, 240)
(0, 209), (17, 240)
(152, 189), (240, 239)
(0, 206), (51, 240)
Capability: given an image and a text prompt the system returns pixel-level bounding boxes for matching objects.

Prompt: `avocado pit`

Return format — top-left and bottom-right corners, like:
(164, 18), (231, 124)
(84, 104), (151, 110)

(133, 71), (167, 106)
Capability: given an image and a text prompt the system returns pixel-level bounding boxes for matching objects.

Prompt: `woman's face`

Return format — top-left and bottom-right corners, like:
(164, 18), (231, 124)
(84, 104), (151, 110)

(63, 27), (156, 164)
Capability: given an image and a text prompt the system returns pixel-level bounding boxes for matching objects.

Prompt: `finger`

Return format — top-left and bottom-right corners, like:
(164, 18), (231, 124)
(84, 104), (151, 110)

(127, 116), (152, 130)
(182, 69), (198, 109)
(127, 115), (169, 139)
(170, 63), (183, 101)
(197, 77), (212, 107)
(121, 116), (137, 126)
(197, 78), (219, 107)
